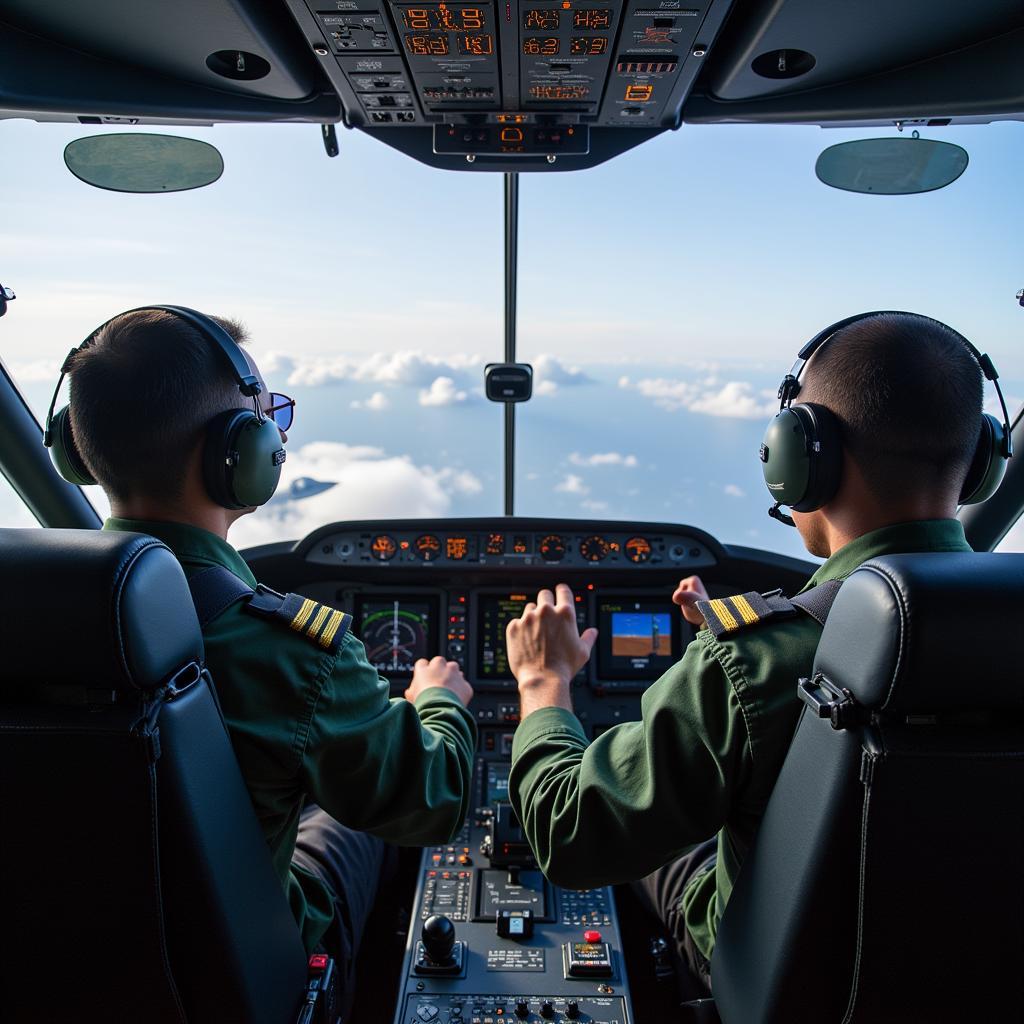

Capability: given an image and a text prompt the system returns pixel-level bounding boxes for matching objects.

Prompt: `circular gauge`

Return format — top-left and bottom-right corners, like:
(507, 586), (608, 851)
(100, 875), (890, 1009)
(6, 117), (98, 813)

(539, 534), (567, 562)
(414, 534), (442, 561)
(580, 535), (610, 562)
(625, 536), (652, 564)
(369, 534), (397, 561)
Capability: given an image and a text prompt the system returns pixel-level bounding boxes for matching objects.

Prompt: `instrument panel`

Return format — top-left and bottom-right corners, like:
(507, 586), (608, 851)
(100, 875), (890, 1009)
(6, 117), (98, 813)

(285, 0), (735, 167)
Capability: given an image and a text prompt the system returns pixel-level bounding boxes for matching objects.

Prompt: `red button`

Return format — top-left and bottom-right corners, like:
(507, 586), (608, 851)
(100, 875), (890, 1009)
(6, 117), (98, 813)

(583, 930), (602, 943)
(308, 954), (329, 971)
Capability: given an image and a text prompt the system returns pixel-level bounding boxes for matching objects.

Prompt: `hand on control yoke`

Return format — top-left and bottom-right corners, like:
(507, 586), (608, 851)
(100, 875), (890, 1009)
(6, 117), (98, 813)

(406, 655), (474, 707)
(673, 575), (709, 628)
(506, 583), (598, 718)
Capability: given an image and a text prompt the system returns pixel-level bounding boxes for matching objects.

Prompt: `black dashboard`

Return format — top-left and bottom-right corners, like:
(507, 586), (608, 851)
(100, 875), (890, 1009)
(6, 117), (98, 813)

(244, 518), (814, 1024)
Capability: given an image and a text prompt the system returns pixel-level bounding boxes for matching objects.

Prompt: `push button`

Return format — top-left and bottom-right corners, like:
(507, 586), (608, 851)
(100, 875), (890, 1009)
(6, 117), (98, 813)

(583, 929), (602, 943)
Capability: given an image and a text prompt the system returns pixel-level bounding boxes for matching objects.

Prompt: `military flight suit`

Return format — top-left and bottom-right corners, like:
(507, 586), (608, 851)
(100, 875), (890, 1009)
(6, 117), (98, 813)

(509, 520), (970, 989)
(104, 518), (476, 963)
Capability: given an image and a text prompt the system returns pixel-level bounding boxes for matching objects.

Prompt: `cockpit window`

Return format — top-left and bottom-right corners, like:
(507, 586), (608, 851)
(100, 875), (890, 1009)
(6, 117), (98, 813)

(1, 119), (1021, 554)
(0, 471), (40, 528)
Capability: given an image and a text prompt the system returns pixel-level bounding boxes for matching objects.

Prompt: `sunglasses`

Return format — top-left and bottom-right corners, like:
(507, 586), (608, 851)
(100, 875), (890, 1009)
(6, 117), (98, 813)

(266, 392), (296, 432)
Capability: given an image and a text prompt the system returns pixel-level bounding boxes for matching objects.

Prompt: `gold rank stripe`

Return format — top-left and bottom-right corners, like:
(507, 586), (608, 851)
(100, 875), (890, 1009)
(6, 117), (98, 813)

(290, 597), (317, 632)
(731, 593), (760, 626)
(709, 598), (738, 632)
(306, 604), (331, 640)
(318, 609), (346, 650)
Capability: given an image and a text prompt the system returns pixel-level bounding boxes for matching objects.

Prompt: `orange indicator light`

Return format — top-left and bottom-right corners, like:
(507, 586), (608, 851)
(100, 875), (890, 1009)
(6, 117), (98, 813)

(400, 540), (410, 549)
(501, 127), (524, 142)
(562, 1), (571, 7)
(625, 84), (654, 102)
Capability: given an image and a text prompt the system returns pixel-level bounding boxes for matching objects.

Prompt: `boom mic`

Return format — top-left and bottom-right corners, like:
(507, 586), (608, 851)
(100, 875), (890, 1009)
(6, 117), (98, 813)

(768, 503), (796, 527)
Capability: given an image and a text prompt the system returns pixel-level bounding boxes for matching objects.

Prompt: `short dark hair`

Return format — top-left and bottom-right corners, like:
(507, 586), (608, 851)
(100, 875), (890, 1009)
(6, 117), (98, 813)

(801, 312), (984, 501)
(67, 309), (249, 502)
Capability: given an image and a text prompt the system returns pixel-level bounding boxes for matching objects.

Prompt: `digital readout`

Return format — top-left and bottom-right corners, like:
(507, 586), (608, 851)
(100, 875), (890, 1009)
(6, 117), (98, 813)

(523, 9), (559, 30)
(405, 33), (449, 55)
(457, 32), (493, 54)
(446, 536), (469, 560)
(572, 8), (612, 30)
(523, 36), (559, 55)
(570, 36), (608, 55)
(529, 84), (590, 100)
(401, 6), (485, 30)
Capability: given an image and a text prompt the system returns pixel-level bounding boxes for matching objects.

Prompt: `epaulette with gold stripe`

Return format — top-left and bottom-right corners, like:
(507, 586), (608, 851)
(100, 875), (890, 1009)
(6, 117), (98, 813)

(245, 586), (351, 655)
(695, 590), (798, 639)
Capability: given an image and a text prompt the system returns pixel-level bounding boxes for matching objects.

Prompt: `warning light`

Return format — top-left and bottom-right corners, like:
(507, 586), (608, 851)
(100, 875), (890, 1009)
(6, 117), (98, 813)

(562, 1), (571, 7)
(501, 127), (524, 143)
(587, 583), (595, 590)
(625, 84), (654, 102)
(309, 954), (329, 971)
(400, 540), (410, 549)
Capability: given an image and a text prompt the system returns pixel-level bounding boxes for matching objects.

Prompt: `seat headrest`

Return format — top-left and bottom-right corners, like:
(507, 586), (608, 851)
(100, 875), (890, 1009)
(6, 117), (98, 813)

(0, 529), (204, 693)
(812, 552), (1024, 715)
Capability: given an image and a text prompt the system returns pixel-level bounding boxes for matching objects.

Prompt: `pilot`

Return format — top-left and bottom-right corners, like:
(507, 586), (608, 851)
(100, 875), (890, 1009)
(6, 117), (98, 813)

(58, 307), (476, 1011)
(504, 312), (991, 998)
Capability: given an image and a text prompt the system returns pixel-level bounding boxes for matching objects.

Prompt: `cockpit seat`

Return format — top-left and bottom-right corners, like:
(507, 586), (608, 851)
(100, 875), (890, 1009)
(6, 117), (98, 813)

(0, 529), (309, 1023)
(707, 552), (1024, 1023)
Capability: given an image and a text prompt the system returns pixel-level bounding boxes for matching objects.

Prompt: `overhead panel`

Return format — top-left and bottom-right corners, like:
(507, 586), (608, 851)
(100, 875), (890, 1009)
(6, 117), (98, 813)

(296, 0), (734, 163)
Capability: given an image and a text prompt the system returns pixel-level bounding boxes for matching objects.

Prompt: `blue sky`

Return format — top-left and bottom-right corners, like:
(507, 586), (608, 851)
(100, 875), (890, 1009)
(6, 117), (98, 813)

(2, 116), (1023, 557)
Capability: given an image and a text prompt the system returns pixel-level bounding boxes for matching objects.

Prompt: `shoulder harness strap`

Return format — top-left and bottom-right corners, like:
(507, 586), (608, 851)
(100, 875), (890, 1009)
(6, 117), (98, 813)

(696, 578), (844, 638)
(187, 565), (351, 655)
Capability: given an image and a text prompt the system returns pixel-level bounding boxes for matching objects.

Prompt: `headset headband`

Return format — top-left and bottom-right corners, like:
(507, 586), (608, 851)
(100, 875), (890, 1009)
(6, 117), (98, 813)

(43, 304), (263, 446)
(777, 310), (1013, 459)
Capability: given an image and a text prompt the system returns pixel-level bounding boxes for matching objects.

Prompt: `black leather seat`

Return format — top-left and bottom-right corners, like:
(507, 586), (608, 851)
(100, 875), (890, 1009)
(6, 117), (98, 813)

(0, 529), (309, 1023)
(709, 552), (1024, 1023)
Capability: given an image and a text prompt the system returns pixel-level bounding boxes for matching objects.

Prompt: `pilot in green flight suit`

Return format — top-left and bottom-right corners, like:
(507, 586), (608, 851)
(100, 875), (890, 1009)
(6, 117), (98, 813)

(54, 307), (476, 1010)
(503, 312), (998, 997)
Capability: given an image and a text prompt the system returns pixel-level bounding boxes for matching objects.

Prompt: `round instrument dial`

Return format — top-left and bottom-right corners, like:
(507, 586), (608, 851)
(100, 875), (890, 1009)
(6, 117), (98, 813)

(580, 535), (610, 562)
(539, 534), (567, 562)
(370, 534), (397, 561)
(414, 534), (442, 561)
(625, 536), (652, 564)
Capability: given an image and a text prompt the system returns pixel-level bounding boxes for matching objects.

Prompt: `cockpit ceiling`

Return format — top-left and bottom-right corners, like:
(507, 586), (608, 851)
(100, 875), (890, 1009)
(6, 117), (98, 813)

(2, 0), (1023, 172)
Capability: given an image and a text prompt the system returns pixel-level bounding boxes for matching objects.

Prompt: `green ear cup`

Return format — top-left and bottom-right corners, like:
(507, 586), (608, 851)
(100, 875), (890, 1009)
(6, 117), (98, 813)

(960, 413), (1007, 505)
(760, 403), (842, 513)
(203, 409), (285, 510)
(48, 405), (97, 486)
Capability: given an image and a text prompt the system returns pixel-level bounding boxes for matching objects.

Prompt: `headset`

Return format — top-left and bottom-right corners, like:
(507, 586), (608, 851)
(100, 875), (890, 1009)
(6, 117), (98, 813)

(761, 311), (1013, 527)
(43, 305), (286, 510)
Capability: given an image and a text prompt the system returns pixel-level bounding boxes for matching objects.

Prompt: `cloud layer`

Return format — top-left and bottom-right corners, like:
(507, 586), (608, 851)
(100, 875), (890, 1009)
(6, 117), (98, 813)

(619, 374), (776, 419)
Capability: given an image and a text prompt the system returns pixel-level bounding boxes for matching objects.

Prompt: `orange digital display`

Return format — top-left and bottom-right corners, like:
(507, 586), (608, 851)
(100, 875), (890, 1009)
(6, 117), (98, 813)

(486, 533), (505, 555)
(529, 84), (590, 100)
(457, 32), (493, 54)
(523, 36), (560, 55)
(625, 83), (654, 101)
(570, 36), (608, 54)
(405, 33), (449, 55)
(446, 536), (469, 560)
(572, 8), (611, 29)
(402, 6), (485, 30)
(524, 8), (560, 29)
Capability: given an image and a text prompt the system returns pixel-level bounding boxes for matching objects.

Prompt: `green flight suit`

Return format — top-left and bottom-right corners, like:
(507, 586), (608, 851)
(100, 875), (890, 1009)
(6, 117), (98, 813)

(104, 518), (476, 953)
(509, 520), (971, 962)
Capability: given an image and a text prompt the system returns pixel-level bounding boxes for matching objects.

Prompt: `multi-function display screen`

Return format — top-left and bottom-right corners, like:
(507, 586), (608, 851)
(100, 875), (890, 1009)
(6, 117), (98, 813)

(355, 596), (438, 676)
(597, 597), (682, 680)
(477, 592), (587, 681)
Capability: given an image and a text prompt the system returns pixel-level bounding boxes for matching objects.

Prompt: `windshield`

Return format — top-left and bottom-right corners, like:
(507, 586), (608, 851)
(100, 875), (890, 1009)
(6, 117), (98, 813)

(3, 118), (1022, 558)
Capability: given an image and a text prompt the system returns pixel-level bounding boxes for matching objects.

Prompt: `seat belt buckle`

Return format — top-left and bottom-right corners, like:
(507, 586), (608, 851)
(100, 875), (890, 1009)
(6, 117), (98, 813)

(297, 954), (338, 1024)
(797, 673), (864, 730)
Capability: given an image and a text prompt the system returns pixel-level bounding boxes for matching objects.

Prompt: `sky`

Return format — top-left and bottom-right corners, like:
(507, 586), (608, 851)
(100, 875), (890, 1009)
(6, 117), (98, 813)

(2, 116), (1023, 558)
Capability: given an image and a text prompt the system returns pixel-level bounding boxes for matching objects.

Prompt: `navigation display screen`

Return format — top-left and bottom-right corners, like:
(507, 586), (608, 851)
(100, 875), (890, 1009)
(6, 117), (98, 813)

(477, 592), (587, 682)
(355, 596), (438, 676)
(597, 597), (681, 680)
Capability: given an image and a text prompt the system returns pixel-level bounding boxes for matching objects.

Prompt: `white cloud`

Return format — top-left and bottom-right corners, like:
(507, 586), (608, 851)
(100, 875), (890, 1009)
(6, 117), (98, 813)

(532, 354), (591, 396)
(419, 376), (468, 407)
(8, 359), (61, 383)
(581, 499), (609, 512)
(556, 473), (590, 495)
(350, 390), (390, 411)
(254, 349), (482, 390)
(723, 483), (746, 498)
(569, 451), (638, 468)
(230, 441), (483, 547)
(620, 375), (776, 419)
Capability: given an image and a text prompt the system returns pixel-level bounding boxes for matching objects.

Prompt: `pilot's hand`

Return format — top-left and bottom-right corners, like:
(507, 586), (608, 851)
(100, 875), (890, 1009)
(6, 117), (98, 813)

(406, 656), (474, 707)
(673, 575), (709, 628)
(507, 583), (598, 719)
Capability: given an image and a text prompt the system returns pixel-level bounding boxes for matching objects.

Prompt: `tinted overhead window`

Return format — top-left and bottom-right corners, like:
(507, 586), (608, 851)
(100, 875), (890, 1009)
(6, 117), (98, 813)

(0, 473), (39, 528)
